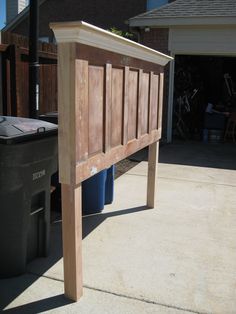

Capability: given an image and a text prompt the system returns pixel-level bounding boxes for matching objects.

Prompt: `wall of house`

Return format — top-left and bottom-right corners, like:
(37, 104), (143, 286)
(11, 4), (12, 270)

(140, 27), (169, 53)
(169, 27), (236, 56)
(6, 0), (28, 24)
(10, 0), (147, 40)
(140, 27), (170, 140)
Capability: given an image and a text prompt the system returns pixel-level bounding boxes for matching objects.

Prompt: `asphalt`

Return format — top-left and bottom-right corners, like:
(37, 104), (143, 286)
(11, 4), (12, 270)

(1, 141), (236, 314)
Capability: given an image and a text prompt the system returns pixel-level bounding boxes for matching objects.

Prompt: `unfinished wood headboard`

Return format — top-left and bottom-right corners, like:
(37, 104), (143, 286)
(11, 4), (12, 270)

(51, 21), (172, 301)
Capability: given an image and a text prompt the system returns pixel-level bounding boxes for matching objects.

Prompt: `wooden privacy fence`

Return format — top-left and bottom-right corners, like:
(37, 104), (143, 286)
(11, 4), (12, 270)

(1, 32), (57, 117)
(1, 31), (57, 52)
(51, 21), (172, 301)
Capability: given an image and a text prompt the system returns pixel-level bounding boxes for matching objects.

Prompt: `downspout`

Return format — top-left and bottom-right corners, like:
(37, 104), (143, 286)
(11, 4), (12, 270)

(29, 0), (39, 118)
(167, 28), (175, 143)
(167, 53), (175, 143)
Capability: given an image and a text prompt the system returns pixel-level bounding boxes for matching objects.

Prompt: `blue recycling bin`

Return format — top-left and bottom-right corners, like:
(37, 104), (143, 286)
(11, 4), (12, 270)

(82, 165), (115, 215)
(105, 165), (115, 205)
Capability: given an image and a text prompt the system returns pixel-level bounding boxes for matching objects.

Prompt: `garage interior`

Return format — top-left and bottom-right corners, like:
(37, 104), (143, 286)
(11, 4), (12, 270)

(172, 55), (236, 143)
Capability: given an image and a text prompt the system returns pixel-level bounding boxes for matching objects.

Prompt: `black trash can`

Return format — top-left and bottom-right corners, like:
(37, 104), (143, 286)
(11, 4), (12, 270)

(0, 116), (58, 278)
(105, 165), (115, 205)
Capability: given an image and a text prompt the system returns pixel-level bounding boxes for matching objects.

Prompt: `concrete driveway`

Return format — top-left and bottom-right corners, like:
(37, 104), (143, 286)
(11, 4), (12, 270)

(1, 142), (236, 313)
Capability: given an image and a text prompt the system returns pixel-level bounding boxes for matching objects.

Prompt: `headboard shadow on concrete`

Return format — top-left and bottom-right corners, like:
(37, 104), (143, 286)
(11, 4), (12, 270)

(51, 21), (172, 301)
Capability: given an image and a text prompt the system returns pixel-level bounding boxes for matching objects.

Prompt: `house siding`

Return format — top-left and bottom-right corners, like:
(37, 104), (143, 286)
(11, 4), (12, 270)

(169, 27), (236, 56)
(18, 0), (28, 12)
(10, 0), (147, 39)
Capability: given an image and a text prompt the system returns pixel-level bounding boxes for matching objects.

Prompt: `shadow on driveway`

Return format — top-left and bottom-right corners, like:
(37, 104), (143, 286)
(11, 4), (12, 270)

(130, 141), (236, 171)
(0, 205), (149, 313)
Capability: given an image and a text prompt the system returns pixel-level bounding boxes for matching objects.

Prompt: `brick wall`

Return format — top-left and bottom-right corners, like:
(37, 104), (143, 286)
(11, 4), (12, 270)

(141, 28), (170, 140)
(10, 0), (147, 40)
(140, 28), (169, 54)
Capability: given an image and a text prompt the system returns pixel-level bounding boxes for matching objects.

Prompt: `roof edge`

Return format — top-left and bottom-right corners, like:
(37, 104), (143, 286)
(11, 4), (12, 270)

(129, 16), (236, 27)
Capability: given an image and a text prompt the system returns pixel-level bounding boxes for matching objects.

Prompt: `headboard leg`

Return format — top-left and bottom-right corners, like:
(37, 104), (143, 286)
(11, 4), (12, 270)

(61, 183), (83, 301)
(147, 141), (159, 208)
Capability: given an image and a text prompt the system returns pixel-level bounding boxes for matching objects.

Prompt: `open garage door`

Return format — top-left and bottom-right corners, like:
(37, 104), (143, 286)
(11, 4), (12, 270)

(172, 55), (236, 142)
(167, 26), (236, 142)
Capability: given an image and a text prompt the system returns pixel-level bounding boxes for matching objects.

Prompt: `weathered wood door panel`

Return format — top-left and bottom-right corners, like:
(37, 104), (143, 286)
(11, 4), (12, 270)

(58, 47), (168, 185)
(111, 68), (123, 148)
(140, 72), (150, 136)
(88, 65), (104, 155)
(149, 73), (159, 131)
(128, 69), (138, 141)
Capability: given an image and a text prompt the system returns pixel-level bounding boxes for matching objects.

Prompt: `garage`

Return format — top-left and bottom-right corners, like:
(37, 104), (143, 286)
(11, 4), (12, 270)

(129, 0), (236, 143)
(172, 54), (236, 141)
(169, 26), (236, 143)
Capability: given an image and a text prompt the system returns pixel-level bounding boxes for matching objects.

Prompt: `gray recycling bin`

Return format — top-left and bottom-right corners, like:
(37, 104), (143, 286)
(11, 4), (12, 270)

(0, 116), (58, 278)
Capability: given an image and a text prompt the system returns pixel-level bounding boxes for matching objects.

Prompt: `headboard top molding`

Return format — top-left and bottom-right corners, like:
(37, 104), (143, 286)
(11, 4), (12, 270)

(50, 21), (172, 66)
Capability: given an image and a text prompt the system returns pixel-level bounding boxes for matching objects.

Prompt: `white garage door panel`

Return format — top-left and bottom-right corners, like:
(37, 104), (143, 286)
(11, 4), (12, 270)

(169, 27), (236, 55)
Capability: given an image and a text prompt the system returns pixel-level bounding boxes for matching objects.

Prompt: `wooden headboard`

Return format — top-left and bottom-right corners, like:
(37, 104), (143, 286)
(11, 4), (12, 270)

(51, 21), (172, 301)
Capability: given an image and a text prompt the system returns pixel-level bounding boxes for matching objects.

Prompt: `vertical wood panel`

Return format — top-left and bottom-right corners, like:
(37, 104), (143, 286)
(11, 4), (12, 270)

(1, 53), (8, 115)
(104, 64), (112, 152)
(128, 70), (138, 141)
(40, 64), (58, 114)
(75, 59), (89, 163)
(20, 59), (30, 117)
(15, 48), (24, 116)
(149, 73), (159, 132)
(111, 68), (123, 148)
(8, 45), (17, 116)
(137, 69), (143, 139)
(5, 60), (12, 115)
(52, 65), (58, 111)
(122, 66), (129, 145)
(158, 72), (164, 131)
(140, 72), (149, 136)
(88, 66), (104, 155)
(148, 72), (153, 134)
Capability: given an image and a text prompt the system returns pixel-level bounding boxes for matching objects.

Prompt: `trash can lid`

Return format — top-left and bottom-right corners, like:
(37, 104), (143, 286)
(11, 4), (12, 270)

(0, 116), (58, 144)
